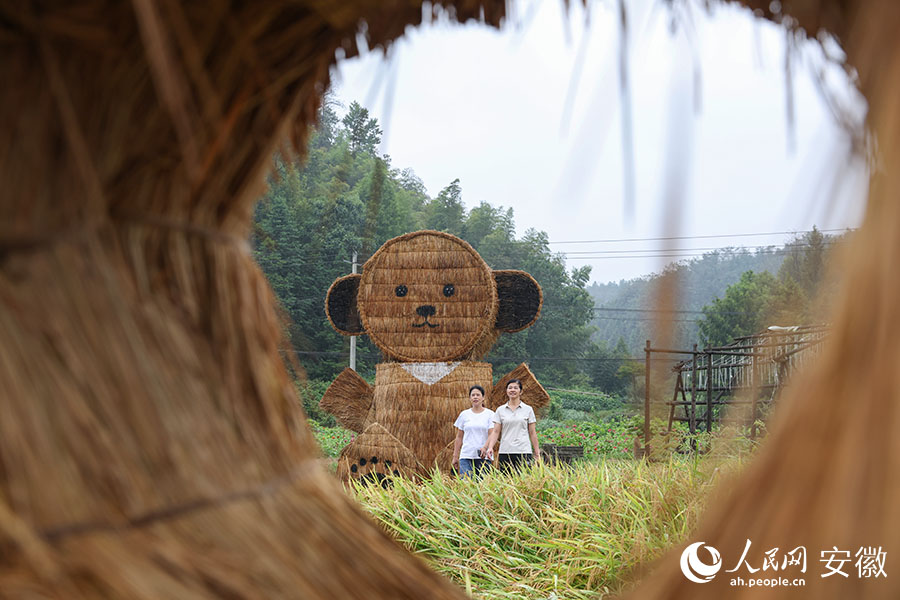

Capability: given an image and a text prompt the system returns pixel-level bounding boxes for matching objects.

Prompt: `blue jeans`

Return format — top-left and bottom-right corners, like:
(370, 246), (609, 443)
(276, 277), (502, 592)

(459, 458), (490, 478)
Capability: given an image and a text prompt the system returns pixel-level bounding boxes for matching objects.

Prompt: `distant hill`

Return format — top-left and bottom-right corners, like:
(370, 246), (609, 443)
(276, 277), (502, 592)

(587, 248), (787, 354)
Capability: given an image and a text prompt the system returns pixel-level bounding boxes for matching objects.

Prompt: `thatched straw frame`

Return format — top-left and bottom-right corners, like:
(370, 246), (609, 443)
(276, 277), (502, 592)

(0, 1), (504, 598)
(3, 0), (900, 598)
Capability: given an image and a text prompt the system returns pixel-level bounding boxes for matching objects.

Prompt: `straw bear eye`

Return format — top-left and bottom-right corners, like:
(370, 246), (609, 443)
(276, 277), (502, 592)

(443, 284), (455, 297)
(395, 285), (408, 297)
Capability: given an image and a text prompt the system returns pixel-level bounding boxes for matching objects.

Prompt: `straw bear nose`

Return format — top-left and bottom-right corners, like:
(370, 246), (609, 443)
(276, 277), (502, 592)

(416, 305), (436, 318)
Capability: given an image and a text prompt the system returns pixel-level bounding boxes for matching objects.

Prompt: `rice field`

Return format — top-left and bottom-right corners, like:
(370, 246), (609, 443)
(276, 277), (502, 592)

(352, 454), (750, 599)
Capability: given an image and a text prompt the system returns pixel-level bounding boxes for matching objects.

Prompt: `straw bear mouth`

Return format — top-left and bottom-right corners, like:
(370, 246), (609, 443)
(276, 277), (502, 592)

(412, 317), (439, 329)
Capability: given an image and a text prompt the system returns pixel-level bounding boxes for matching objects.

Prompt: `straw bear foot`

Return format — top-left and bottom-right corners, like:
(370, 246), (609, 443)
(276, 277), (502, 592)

(349, 455), (400, 489)
(337, 423), (418, 484)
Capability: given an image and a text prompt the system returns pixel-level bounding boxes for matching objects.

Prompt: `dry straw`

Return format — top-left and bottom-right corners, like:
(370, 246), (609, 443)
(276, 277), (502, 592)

(319, 367), (374, 433)
(0, 1), (501, 598)
(490, 363), (550, 414)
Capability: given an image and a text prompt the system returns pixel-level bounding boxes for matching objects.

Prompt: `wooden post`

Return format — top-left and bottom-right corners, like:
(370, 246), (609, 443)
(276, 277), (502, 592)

(750, 352), (759, 440)
(690, 344), (698, 451)
(706, 351), (713, 433)
(667, 374), (680, 432)
(644, 340), (651, 451)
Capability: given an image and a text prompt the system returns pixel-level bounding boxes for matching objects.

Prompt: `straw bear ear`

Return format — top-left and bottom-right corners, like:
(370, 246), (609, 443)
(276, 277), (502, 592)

(494, 270), (542, 332)
(326, 274), (364, 335)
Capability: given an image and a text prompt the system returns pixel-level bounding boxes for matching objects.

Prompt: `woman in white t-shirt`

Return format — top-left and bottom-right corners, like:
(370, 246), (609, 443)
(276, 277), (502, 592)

(452, 385), (495, 478)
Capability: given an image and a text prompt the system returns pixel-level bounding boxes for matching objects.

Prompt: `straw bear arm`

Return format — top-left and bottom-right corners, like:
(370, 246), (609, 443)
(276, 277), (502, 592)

(490, 363), (551, 412)
(319, 368), (373, 433)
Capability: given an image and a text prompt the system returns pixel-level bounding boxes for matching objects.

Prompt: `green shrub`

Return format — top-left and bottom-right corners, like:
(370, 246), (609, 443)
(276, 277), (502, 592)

(308, 420), (354, 458)
(548, 389), (622, 413)
(296, 379), (336, 426)
(539, 420), (637, 459)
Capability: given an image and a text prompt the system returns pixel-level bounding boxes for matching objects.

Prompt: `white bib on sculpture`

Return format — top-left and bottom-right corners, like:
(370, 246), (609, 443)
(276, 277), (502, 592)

(401, 362), (462, 385)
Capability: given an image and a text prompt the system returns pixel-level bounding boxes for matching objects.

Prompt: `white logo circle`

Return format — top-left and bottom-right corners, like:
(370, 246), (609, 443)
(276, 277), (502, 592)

(680, 542), (722, 583)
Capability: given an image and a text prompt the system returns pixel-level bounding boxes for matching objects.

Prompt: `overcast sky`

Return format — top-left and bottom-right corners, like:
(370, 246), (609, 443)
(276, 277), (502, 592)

(329, 0), (867, 284)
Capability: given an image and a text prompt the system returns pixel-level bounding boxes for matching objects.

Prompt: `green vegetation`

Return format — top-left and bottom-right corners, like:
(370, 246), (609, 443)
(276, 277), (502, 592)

(699, 227), (841, 346)
(353, 454), (750, 599)
(309, 420), (355, 458)
(311, 414), (641, 461)
(297, 379), (336, 426)
(538, 420), (637, 460)
(588, 248), (787, 354)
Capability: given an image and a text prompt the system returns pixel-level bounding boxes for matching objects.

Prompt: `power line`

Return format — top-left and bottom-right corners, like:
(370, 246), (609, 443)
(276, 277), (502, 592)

(593, 307), (704, 314)
(593, 315), (700, 323)
(560, 248), (838, 261)
(559, 241), (838, 256)
(547, 227), (855, 245)
(285, 302), (713, 315)
(254, 232), (845, 267)
(592, 307), (748, 316)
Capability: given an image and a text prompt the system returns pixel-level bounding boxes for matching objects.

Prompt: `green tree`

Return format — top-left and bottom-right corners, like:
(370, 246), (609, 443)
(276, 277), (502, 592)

(341, 101), (382, 156)
(587, 337), (630, 395)
(699, 270), (779, 347)
(310, 92), (341, 150)
(616, 359), (645, 402)
(463, 202), (500, 249)
(396, 167), (427, 196)
(425, 179), (466, 235)
(778, 226), (827, 299)
(774, 226), (837, 322)
(486, 229), (597, 387)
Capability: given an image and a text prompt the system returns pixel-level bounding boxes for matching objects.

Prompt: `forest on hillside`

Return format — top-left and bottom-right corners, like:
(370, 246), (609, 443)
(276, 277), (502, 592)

(253, 98), (849, 408)
(587, 226), (848, 354)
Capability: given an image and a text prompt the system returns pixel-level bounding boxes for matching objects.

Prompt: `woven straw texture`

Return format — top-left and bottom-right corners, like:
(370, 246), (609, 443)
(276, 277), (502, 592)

(489, 363), (550, 413)
(374, 361), (494, 470)
(0, 1), (503, 598)
(336, 423), (419, 484)
(358, 230), (499, 362)
(320, 367), (374, 433)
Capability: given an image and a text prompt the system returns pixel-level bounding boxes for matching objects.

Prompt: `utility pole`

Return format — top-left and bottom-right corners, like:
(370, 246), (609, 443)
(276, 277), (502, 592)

(349, 250), (358, 371)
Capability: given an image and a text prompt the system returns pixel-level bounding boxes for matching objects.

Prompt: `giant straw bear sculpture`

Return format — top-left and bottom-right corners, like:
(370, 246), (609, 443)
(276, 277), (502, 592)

(323, 230), (550, 483)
